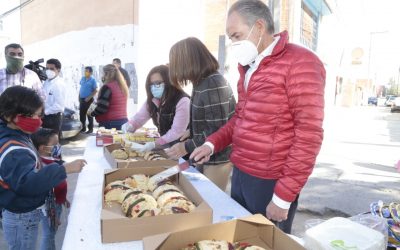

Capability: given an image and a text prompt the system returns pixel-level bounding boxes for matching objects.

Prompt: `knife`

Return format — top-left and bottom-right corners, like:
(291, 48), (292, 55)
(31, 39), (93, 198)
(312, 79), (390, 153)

(149, 158), (198, 184)
(151, 138), (183, 152)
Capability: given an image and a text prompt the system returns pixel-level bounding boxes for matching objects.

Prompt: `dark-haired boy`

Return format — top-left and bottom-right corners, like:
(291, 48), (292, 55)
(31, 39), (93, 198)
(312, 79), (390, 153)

(31, 128), (71, 250)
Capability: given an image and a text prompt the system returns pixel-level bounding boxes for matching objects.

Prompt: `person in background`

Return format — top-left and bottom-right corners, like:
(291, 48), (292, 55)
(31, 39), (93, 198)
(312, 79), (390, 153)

(121, 65), (190, 152)
(0, 43), (43, 97)
(165, 37), (236, 191)
(31, 128), (70, 250)
(79, 66), (98, 134)
(42, 58), (66, 138)
(190, 0), (326, 234)
(112, 58), (131, 88)
(0, 86), (86, 250)
(89, 64), (129, 130)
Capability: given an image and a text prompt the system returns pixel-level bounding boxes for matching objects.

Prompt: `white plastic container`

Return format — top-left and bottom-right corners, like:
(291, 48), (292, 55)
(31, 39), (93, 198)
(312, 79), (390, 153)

(304, 217), (385, 250)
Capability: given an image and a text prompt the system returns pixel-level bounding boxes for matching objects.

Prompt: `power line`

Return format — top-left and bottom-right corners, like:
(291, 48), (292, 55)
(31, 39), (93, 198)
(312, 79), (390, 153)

(0, 0), (34, 20)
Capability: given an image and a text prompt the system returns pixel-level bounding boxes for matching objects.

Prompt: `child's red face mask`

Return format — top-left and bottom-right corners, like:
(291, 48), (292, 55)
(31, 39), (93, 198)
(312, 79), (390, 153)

(14, 115), (42, 133)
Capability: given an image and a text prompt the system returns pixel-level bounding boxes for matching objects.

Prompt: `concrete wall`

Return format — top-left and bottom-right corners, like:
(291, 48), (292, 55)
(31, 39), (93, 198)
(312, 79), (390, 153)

(23, 24), (137, 111)
(20, 0), (136, 44)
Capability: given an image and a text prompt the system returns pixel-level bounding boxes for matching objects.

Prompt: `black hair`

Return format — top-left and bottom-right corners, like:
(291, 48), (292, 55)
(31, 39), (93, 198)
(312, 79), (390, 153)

(0, 86), (43, 123)
(113, 58), (121, 64)
(31, 128), (58, 149)
(46, 58), (62, 70)
(85, 66), (93, 73)
(4, 43), (24, 54)
(145, 65), (185, 117)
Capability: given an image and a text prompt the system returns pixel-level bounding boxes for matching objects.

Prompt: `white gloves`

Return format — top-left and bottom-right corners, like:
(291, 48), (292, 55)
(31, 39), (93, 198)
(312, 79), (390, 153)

(121, 122), (135, 133)
(131, 141), (155, 153)
(87, 103), (97, 116)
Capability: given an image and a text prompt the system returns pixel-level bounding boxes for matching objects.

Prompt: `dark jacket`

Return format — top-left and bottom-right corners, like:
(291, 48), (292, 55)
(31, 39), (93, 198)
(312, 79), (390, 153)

(119, 67), (131, 88)
(185, 73), (236, 165)
(151, 92), (189, 136)
(0, 122), (67, 213)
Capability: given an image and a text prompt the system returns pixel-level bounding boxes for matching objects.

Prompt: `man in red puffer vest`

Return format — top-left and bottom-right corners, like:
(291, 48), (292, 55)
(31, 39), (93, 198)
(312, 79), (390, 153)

(191, 0), (325, 234)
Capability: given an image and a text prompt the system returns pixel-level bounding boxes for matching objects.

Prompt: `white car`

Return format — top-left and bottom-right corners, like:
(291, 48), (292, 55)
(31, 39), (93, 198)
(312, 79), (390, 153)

(390, 97), (400, 112)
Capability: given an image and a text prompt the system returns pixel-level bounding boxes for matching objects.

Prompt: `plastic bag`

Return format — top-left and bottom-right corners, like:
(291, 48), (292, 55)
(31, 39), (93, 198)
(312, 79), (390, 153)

(349, 213), (388, 249)
(304, 217), (386, 250)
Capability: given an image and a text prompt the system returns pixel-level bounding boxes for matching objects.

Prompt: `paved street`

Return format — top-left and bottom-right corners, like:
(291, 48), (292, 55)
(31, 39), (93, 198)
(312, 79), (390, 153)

(0, 106), (399, 249)
(293, 106), (400, 237)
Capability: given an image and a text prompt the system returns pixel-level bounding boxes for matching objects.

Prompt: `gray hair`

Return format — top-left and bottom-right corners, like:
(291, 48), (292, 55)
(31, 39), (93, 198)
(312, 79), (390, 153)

(228, 0), (275, 34)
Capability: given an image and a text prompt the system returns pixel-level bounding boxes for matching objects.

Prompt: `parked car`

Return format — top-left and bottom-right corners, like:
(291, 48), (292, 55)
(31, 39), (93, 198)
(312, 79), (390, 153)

(391, 97), (400, 113)
(367, 97), (378, 106)
(61, 108), (82, 139)
(385, 95), (397, 106)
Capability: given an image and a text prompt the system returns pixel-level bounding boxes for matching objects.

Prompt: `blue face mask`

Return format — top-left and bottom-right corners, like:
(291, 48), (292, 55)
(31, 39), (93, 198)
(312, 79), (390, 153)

(150, 83), (165, 99)
(51, 144), (62, 159)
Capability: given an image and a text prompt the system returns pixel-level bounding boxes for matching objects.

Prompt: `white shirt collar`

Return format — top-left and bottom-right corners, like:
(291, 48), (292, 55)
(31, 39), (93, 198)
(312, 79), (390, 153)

(249, 36), (280, 69)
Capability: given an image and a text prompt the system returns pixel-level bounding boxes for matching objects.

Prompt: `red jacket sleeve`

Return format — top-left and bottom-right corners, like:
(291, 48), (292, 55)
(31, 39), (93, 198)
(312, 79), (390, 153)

(206, 114), (237, 152)
(274, 53), (326, 202)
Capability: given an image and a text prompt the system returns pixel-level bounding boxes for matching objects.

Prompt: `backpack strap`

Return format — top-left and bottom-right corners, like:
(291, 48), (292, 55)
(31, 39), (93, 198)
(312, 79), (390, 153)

(0, 140), (38, 190)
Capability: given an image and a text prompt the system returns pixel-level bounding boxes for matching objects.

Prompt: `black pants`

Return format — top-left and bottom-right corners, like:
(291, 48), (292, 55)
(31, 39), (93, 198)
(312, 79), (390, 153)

(42, 112), (63, 137)
(79, 98), (93, 131)
(231, 166), (298, 234)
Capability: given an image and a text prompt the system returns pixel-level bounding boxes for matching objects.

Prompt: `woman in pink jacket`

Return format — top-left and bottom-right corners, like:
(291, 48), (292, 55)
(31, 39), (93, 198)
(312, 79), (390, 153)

(122, 65), (190, 152)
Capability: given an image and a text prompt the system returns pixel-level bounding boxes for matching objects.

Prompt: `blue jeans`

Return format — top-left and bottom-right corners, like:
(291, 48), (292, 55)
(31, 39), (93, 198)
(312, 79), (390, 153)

(98, 118), (128, 130)
(40, 204), (62, 250)
(2, 208), (43, 250)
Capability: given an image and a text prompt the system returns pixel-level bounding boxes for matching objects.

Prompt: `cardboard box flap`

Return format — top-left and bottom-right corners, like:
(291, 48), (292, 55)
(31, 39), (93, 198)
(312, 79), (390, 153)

(273, 227), (305, 249)
(143, 214), (305, 250)
(238, 214), (275, 226)
(104, 169), (118, 174)
(142, 232), (171, 250)
(101, 208), (127, 220)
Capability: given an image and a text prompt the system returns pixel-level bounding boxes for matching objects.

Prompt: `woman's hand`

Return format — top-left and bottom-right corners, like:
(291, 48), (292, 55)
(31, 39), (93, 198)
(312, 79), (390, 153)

(179, 130), (190, 141)
(164, 142), (187, 160)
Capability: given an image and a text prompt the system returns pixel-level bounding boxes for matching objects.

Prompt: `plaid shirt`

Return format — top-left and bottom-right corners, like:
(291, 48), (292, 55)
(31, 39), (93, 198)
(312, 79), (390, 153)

(0, 68), (44, 98)
(185, 73), (236, 165)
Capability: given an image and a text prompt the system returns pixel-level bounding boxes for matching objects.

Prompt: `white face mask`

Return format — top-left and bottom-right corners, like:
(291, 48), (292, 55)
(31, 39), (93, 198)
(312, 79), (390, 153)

(45, 69), (56, 80)
(230, 24), (262, 66)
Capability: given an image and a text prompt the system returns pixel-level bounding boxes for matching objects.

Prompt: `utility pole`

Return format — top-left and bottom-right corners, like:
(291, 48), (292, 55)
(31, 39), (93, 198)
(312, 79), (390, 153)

(398, 66), (400, 96)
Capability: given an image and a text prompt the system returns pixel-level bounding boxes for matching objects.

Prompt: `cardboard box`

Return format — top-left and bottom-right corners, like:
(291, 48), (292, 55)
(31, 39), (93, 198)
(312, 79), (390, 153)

(96, 133), (114, 146)
(101, 167), (213, 243)
(103, 143), (177, 168)
(143, 214), (305, 250)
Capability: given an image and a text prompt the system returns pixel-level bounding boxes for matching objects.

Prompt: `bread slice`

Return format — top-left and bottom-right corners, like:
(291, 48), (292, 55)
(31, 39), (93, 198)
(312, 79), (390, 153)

(152, 184), (182, 199)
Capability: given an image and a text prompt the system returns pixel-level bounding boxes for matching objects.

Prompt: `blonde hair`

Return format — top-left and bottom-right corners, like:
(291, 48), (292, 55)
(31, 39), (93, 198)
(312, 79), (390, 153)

(103, 64), (129, 97)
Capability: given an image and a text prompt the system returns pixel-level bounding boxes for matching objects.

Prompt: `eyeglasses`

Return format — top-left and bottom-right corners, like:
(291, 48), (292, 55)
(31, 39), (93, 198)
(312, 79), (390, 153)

(151, 82), (165, 88)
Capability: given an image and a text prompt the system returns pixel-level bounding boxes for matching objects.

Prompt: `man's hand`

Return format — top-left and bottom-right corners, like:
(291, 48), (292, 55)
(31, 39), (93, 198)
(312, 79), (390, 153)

(190, 144), (212, 164)
(164, 142), (187, 160)
(64, 159), (87, 174)
(266, 201), (288, 222)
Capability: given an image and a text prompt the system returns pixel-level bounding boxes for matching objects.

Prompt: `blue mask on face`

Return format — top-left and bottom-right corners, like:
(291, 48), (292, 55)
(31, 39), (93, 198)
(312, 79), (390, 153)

(150, 83), (165, 99)
(51, 144), (62, 159)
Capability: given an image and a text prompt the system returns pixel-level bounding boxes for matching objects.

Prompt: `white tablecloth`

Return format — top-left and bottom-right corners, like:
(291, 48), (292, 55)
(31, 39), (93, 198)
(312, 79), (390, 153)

(62, 137), (251, 250)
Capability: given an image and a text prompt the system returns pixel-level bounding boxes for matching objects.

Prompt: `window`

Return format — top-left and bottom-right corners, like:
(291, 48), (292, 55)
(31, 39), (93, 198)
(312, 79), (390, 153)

(300, 1), (319, 51)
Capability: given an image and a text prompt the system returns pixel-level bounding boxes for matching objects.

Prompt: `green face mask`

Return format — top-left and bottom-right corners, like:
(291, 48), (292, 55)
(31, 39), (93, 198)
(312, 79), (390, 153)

(6, 55), (24, 74)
